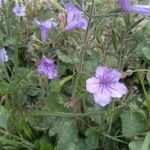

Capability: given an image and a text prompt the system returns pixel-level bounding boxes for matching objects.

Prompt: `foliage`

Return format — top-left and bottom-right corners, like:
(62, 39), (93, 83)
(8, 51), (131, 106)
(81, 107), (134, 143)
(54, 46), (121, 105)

(0, 0), (150, 149)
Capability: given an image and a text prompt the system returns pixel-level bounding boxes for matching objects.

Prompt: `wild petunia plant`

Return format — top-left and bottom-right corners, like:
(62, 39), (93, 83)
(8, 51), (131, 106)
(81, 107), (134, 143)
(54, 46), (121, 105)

(0, 0), (150, 149)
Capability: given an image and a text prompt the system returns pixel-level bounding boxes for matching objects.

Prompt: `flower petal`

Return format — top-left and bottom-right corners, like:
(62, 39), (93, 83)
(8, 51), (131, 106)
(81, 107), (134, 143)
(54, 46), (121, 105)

(93, 84), (112, 106)
(43, 20), (58, 29)
(47, 66), (58, 79)
(118, 0), (130, 12)
(86, 77), (100, 94)
(64, 2), (87, 31)
(108, 69), (121, 82)
(93, 92), (112, 107)
(109, 82), (127, 98)
(129, 5), (150, 15)
(40, 26), (49, 42)
(64, 20), (81, 31)
(95, 66), (108, 78)
(13, 5), (25, 16)
(64, 2), (81, 23)
(96, 66), (121, 82)
(0, 48), (8, 62)
(80, 18), (88, 30)
(34, 19), (41, 26)
(37, 57), (57, 80)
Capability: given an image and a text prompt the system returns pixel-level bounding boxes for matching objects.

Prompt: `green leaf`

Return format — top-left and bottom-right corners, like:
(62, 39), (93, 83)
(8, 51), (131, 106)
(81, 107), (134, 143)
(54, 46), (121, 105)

(49, 119), (64, 137)
(55, 120), (78, 150)
(0, 106), (7, 130)
(129, 140), (143, 150)
(85, 105), (105, 124)
(85, 127), (99, 149)
(57, 50), (73, 64)
(64, 143), (79, 150)
(141, 132), (150, 150)
(39, 138), (53, 150)
(142, 47), (150, 60)
(4, 36), (16, 46)
(83, 61), (96, 75)
(120, 109), (145, 138)
(111, 29), (117, 51)
(57, 50), (79, 64)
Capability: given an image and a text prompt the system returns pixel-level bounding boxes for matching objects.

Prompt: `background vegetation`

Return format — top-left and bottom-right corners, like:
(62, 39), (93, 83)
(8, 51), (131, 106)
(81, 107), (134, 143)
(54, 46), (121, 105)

(0, 0), (150, 149)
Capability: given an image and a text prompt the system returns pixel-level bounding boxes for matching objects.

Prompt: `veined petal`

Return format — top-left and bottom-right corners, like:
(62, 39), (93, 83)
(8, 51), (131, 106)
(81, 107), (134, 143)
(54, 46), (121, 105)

(129, 5), (150, 15)
(93, 84), (112, 106)
(47, 66), (58, 79)
(108, 69), (121, 82)
(40, 26), (49, 42)
(86, 77), (100, 94)
(64, 3), (75, 23)
(93, 91), (112, 107)
(64, 2), (87, 31)
(109, 82), (127, 98)
(95, 66), (108, 79)
(64, 2), (82, 24)
(37, 57), (57, 80)
(64, 20), (82, 31)
(95, 66), (121, 82)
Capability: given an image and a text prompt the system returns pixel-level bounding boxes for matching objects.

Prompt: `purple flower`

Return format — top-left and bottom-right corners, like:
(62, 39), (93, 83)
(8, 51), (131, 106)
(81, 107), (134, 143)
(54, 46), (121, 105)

(13, 5), (25, 17)
(35, 19), (58, 42)
(118, 0), (130, 13)
(118, 0), (150, 15)
(0, 0), (3, 6)
(0, 48), (8, 62)
(37, 56), (58, 80)
(86, 66), (127, 107)
(64, 2), (88, 31)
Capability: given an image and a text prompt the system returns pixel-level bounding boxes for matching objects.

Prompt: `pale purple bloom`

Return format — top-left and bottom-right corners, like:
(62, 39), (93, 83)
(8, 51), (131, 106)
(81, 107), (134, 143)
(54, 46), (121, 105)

(13, 5), (25, 16)
(37, 56), (57, 80)
(0, 0), (3, 6)
(35, 19), (58, 42)
(118, 0), (150, 15)
(0, 48), (8, 62)
(86, 66), (127, 107)
(64, 2), (88, 31)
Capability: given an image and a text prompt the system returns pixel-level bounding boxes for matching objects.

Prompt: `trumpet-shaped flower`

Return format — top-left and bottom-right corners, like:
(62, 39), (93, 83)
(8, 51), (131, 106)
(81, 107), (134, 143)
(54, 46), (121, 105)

(13, 5), (26, 16)
(64, 2), (88, 31)
(0, 48), (8, 62)
(118, 0), (150, 15)
(86, 66), (127, 106)
(35, 19), (57, 42)
(37, 56), (57, 80)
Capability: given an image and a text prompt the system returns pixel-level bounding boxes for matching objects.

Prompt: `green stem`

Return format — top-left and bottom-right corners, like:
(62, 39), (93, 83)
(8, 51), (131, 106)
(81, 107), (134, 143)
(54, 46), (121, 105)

(26, 105), (124, 118)
(72, 0), (95, 99)
(137, 70), (150, 112)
